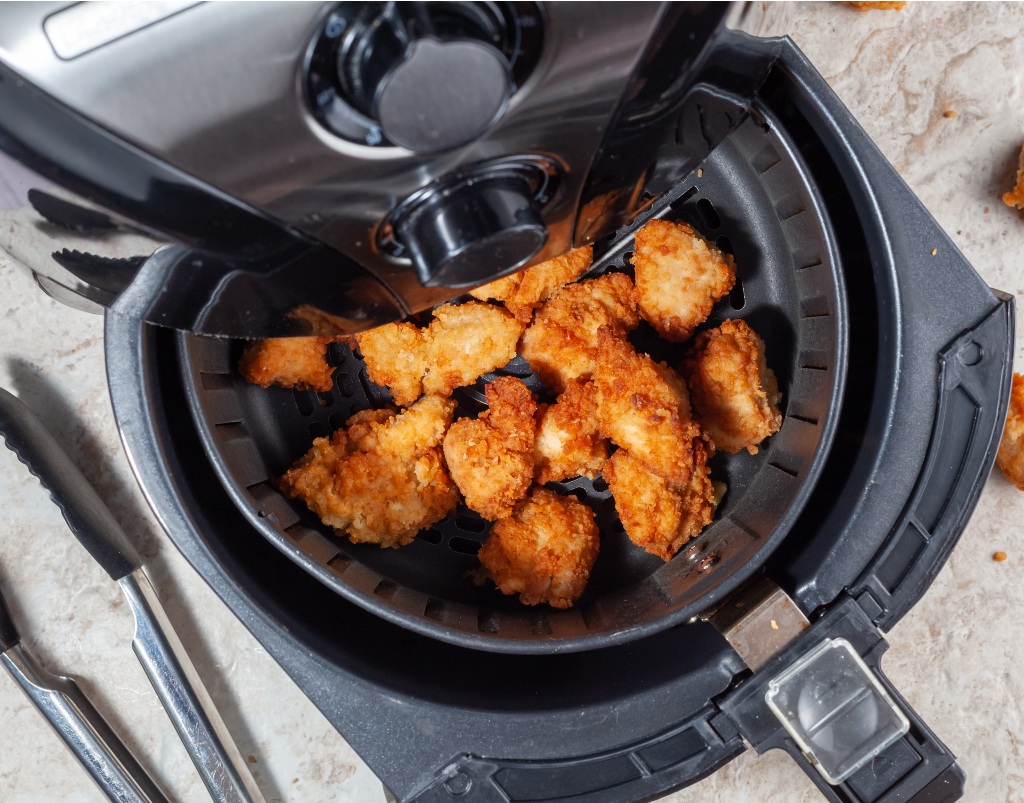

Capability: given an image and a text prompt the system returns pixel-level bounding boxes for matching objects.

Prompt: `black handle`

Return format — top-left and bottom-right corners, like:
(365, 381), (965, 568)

(0, 386), (141, 580)
(720, 596), (963, 803)
(0, 582), (20, 652)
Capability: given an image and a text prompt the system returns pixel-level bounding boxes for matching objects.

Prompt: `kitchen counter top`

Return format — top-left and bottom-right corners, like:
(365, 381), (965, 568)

(2, 3), (1023, 801)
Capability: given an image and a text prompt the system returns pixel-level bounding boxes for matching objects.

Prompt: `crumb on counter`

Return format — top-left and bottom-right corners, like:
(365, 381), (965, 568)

(994, 551), (1008, 562)
(841, 1), (907, 10)
(931, 248), (938, 256)
(1003, 144), (1024, 209)
(944, 110), (958, 119)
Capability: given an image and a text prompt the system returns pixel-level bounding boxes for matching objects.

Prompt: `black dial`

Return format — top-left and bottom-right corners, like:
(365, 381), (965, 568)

(305, 2), (543, 149)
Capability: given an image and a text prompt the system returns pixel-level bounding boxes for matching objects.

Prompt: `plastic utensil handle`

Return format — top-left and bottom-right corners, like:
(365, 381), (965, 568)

(119, 568), (266, 803)
(0, 386), (141, 580)
(1, 643), (172, 803)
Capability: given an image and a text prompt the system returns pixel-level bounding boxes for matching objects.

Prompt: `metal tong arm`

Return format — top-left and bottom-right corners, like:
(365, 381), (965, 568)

(119, 568), (265, 803)
(1, 643), (171, 803)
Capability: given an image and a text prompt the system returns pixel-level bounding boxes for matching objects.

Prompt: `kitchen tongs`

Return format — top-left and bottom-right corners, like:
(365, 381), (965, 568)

(0, 386), (265, 803)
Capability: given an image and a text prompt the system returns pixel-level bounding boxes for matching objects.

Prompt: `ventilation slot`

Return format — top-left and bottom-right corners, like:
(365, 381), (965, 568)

(327, 554), (352, 575)
(769, 461), (799, 478)
(293, 391), (315, 417)
(751, 144), (781, 174)
(213, 421), (248, 441)
(449, 536), (481, 556)
(696, 198), (721, 230)
(455, 514), (488, 533)
(776, 195), (805, 221)
(793, 245), (823, 270)
(424, 599), (445, 621)
(416, 529), (443, 545)
(790, 414), (819, 425)
(199, 372), (234, 391)
(531, 612), (552, 636)
(373, 580), (397, 601)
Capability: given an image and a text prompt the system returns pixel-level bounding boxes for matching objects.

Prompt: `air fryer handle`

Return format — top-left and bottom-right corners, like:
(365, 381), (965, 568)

(719, 596), (964, 803)
(773, 645), (965, 803)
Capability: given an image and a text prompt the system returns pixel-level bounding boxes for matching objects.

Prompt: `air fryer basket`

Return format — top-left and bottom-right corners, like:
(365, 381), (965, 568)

(180, 111), (847, 653)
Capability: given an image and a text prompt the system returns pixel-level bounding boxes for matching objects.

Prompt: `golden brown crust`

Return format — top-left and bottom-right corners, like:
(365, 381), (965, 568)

(682, 318), (782, 455)
(631, 219), (736, 342)
(592, 328), (702, 486)
(443, 377), (537, 520)
(534, 380), (608, 484)
(470, 246), (594, 322)
(422, 302), (524, 397)
(1004, 145), (1024, 210)
(520, 272), (639, 392)
(478, 487), (600, 608)
(278, 396), (458, 547)
(997, 373), (1024, 490)
(355, 321), (427, 407)
(238, 336), (336, 392)
(603, 441), (715, 561)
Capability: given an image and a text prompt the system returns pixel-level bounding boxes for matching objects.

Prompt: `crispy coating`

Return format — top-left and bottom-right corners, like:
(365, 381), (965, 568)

(682, 318), (782, 455)
(592, 328), (702, 486)
(423, 302), (524, 397)
(997, 373), (1024, 490)
(278, 396), (458, 547)
(534, 380), (608, 484)
(520, 272), (639, 392)
(478, 487), (599, 608)
(1004, 144), (1024, 209)
(470, 246), (594, 322)
(356, 321), (427, 407)
(632, 218), (736, 342)
(355, 302), (523, 405)
(443, 377), (537, 520)
(239, 336), (336, 392)
(604, 442), (715, 561)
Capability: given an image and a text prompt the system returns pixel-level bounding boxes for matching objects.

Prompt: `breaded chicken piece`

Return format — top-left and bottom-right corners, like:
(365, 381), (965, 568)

(632, 218), (736, 342)
(592, 328), (702, 486)
(997, 373), (1024, 490)
(682, 318), (782, 455)
(604, 443), (715, 561)
(478, 487), (600, 608)
(534, 380), (608, 484)
(1004, 144), (1024, 209)
(520, 272), (639, 392)
(443, 377), (537, 520)
(470, 245), (594, 322)
(355, 302), (523, 405)
(278, 395), (458, 548)
(423, 302), (524, 397)
(239, 336), (337, 392)
(355, 321), (427, 407)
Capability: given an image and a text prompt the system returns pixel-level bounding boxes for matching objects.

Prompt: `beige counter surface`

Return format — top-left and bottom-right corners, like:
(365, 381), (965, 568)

(2, 3), (1024, 801)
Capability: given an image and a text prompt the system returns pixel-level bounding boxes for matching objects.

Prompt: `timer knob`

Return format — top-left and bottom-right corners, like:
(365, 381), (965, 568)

(337, 5), (513, 153)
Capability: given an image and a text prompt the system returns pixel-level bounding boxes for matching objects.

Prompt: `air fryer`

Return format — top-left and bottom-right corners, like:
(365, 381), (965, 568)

(0, 3), (1013, 802)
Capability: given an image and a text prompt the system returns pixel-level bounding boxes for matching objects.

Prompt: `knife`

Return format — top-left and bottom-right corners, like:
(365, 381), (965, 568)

(0, 579), (172, 803)
(0, 386), (266, 803)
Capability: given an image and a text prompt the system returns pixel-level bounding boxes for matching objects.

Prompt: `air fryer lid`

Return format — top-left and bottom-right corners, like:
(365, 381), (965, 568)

(179, 108), (847, 654)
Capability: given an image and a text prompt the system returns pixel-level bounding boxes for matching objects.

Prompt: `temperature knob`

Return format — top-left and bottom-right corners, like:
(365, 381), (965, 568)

(336, 4), (513, 152)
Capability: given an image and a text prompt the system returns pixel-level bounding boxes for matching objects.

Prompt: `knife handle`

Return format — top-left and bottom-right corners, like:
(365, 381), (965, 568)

(2, 643), (172, 803)
(0, 387), (141, 580)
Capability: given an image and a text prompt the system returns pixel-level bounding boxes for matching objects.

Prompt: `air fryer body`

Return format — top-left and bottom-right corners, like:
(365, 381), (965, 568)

(0, 1), (748, 337)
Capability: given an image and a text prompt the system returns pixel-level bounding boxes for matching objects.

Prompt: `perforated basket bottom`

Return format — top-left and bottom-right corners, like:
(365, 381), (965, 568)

(180, 113), (846, 653)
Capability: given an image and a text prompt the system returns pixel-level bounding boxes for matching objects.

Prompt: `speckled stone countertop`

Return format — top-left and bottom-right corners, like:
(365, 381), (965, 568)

(2, 3), (1024, 802)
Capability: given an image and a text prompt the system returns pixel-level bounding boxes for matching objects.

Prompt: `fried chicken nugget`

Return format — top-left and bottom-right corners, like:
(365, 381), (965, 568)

(355, 302), (523, 405)
(632, 218), (736, 342)
(478, 487), (600, 608)
(603, 444), (714, 561)
(278, 395), (458, 548)
(592, 328), (701, 486)
(520, 272), (639, 392)
(997, 373), (1024, 490)
(470, 245), (594, 322)
(239, 336), (337, 392)
(423, 302), (524, 397)
(355, 321), (427, 407)
(682, 318), (782, 455)
(443, 377), (537, 520)
(534, 380), (608, 484)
